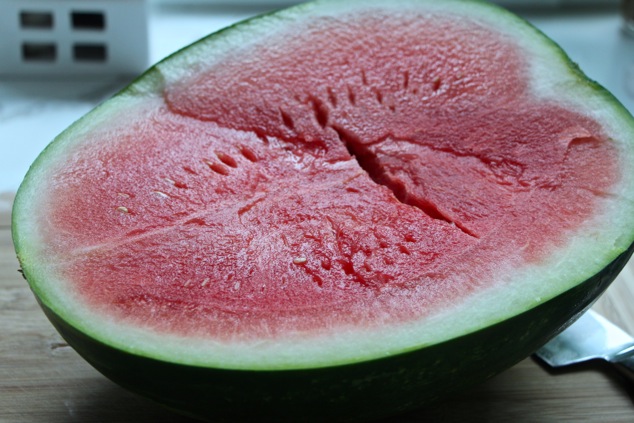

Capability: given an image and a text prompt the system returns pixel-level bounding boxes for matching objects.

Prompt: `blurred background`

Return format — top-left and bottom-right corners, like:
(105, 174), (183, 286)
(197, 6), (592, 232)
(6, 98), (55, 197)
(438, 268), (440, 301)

(1, 0), (633, 211)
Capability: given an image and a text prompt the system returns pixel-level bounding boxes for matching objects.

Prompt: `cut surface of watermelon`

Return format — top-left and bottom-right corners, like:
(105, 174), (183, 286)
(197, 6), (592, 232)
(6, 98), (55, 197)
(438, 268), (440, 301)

(12, 0), (634, 376)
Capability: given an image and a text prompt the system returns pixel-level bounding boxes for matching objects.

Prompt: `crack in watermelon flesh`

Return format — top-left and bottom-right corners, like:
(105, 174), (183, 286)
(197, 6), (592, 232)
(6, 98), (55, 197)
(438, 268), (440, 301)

(42, 11), (618, 340)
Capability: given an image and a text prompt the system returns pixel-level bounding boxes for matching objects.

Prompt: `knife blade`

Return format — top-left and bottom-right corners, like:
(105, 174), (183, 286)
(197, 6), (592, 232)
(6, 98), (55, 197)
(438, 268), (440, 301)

(534, 310), (634, 382)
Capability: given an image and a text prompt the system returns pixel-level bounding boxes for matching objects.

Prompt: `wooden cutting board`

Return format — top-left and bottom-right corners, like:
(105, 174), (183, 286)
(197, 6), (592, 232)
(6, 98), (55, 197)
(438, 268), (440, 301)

(1, 194), (633, 422)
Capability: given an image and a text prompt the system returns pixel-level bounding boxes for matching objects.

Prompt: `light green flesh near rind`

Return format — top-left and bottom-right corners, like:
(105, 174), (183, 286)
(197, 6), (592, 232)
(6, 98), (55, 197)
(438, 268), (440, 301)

(12, 0), (634, 370)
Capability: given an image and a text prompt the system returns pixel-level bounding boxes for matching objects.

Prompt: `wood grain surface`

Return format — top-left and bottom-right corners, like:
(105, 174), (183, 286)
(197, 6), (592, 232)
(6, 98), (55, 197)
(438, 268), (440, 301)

(1, 195), (633, 423)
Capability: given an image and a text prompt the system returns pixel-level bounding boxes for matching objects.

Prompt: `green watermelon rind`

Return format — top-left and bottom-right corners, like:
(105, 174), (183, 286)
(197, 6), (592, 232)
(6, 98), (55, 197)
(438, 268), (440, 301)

(11, 0), (634, 416)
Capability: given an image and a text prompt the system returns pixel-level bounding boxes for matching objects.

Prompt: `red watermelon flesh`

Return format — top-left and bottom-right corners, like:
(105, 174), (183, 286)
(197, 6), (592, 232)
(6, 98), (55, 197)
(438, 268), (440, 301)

(36, 11), (617, 344)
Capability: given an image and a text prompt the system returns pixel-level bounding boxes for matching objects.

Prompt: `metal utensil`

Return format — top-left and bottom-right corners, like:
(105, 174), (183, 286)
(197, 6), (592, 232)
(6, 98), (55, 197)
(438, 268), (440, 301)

(534, 310), (634, 382)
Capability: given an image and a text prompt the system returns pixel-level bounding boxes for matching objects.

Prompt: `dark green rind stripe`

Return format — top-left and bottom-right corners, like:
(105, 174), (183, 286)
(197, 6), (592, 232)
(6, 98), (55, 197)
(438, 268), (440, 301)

(38, 244), (634, 423)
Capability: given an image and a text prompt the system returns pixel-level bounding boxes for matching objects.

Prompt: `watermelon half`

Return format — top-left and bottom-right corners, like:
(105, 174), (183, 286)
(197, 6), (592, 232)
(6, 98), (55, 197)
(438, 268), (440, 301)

(12, 0), (634, 421)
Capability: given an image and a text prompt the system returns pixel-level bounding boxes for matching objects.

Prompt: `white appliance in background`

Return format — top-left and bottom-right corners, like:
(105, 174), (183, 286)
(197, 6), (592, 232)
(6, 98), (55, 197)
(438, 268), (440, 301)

(0, 0), (149, 76)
